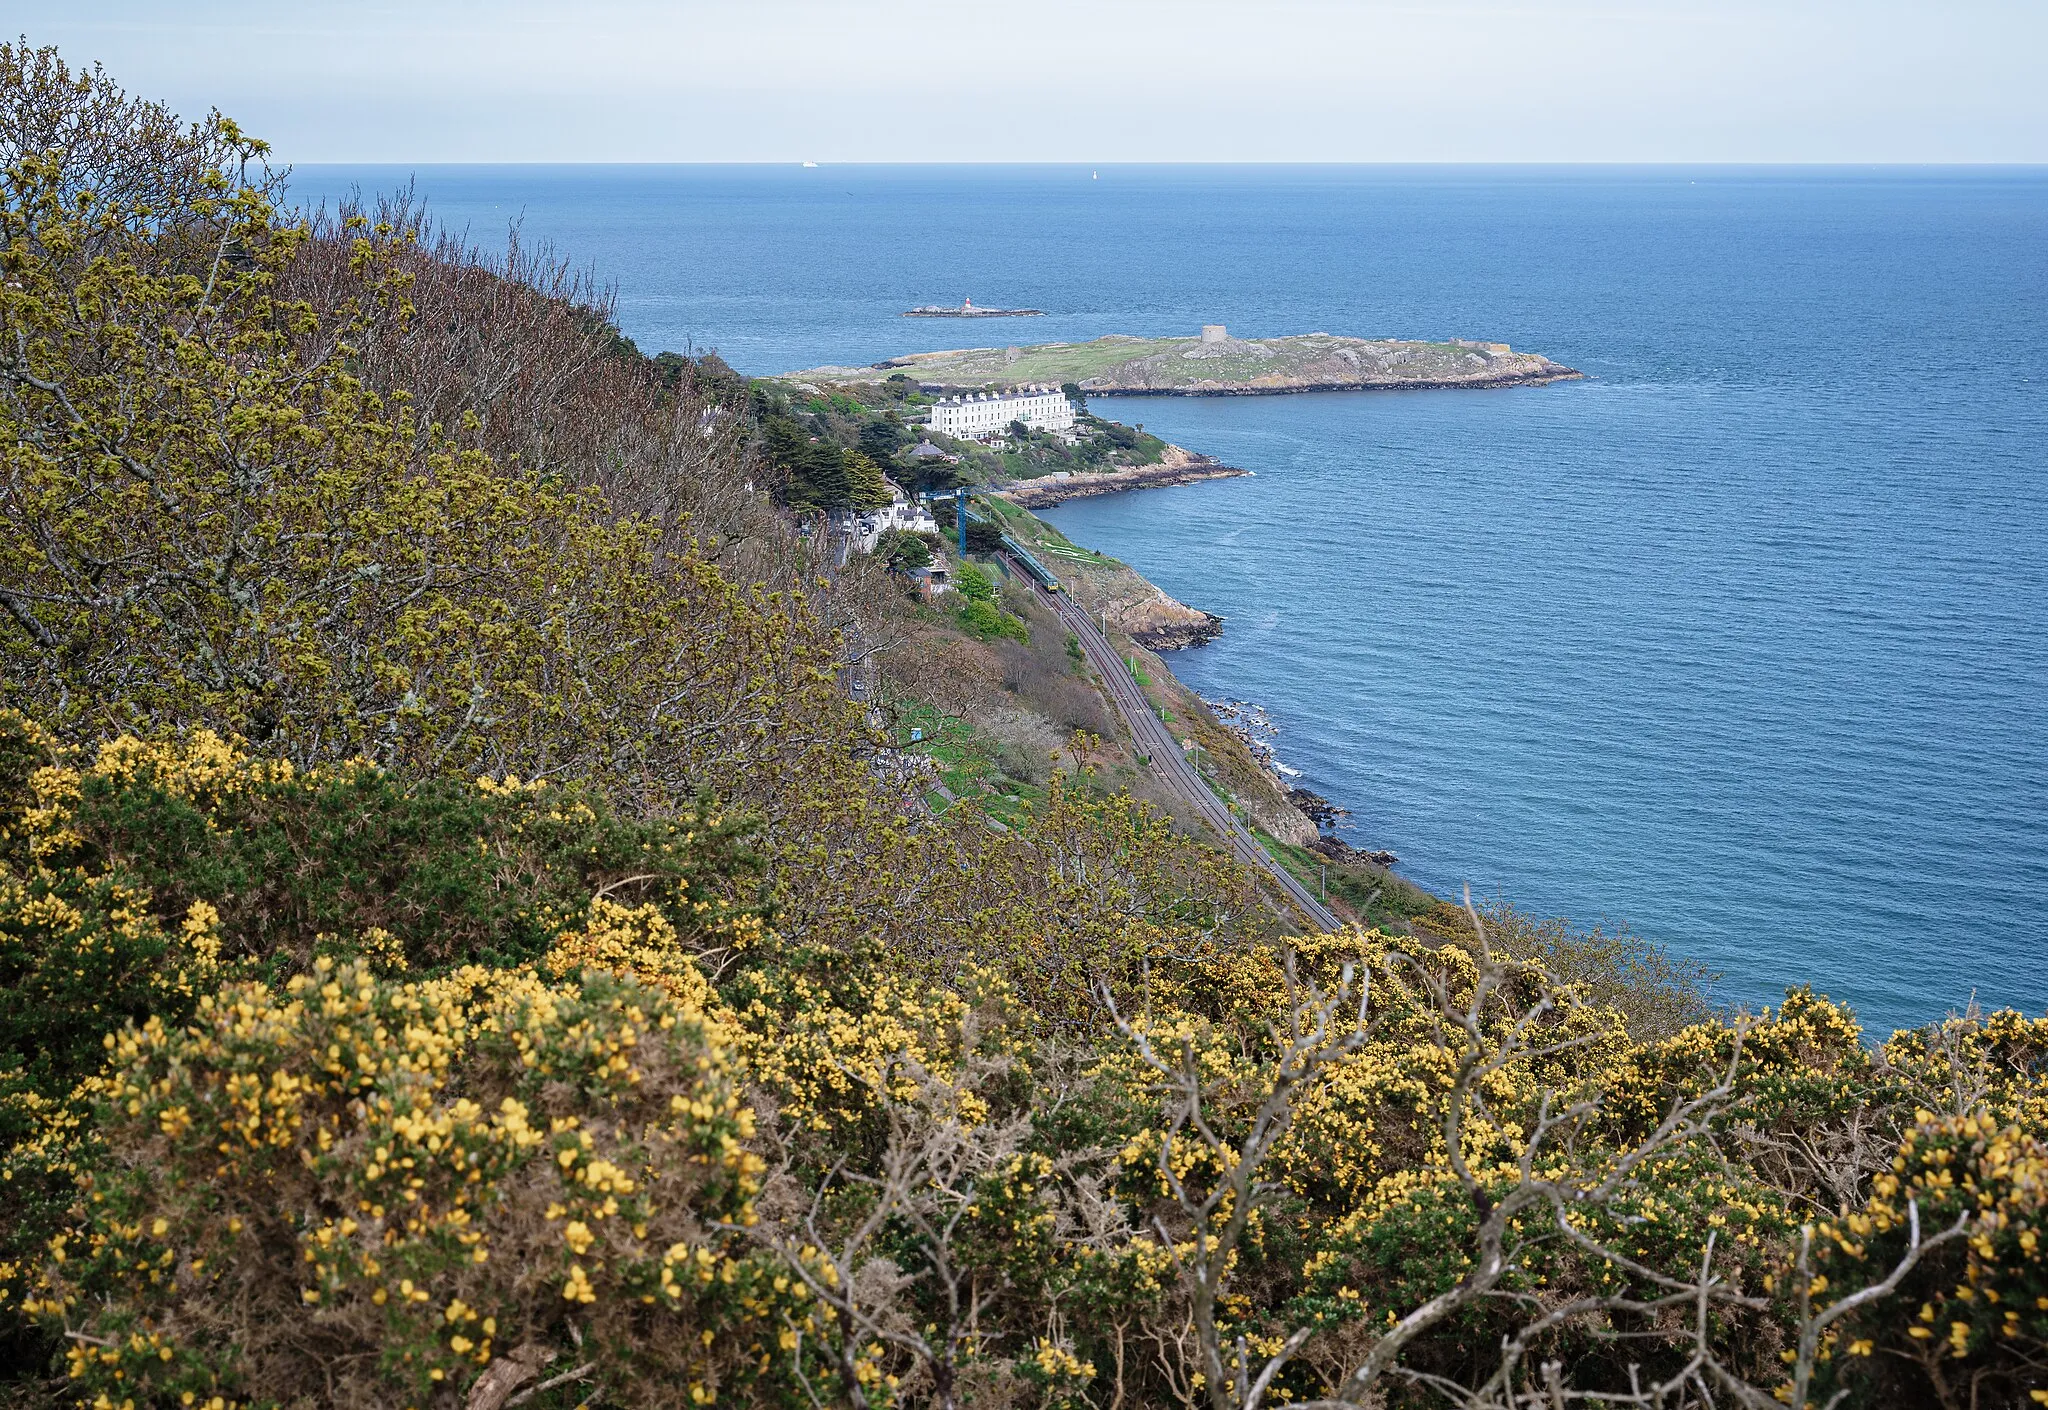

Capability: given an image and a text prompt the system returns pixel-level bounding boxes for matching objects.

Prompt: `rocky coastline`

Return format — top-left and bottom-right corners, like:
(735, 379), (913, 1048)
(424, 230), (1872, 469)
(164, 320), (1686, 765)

(996, 450), (1248, 509)
(1100, 366), (1582, 396)
(1206, 705), (1401, 869)
(1125, 605), (1224, 651)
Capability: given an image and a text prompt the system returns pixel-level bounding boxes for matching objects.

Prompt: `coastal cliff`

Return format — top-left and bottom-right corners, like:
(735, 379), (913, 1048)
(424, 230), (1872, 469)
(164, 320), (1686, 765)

(785, 331), (1581, 396)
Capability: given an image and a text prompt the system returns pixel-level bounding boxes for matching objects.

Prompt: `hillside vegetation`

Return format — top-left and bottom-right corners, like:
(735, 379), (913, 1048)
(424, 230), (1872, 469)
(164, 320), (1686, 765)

(1, 46), (2045, 1410)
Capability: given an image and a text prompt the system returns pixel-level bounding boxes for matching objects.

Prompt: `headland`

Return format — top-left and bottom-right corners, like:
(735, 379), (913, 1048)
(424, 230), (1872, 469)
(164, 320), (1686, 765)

(786, 329), (1580, 395)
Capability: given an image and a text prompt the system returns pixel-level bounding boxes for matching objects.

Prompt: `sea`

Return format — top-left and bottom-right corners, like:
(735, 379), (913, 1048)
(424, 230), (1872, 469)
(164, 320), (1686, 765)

(289, 164), (2048, 1038)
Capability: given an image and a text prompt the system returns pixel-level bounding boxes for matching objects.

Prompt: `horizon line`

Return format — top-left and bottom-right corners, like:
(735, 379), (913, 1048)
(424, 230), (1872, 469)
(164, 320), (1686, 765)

(286, 158), (2048, 170)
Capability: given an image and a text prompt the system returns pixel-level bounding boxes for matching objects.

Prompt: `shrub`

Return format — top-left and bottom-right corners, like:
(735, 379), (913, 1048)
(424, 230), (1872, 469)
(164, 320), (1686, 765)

(954, 562), (996, 603)
(13, 961), (816, 1410)
(0, 720), (767, 1121)
(956, 596), (1029, 644)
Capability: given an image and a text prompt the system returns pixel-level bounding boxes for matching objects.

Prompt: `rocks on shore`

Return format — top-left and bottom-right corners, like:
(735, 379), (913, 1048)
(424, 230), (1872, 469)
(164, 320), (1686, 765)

(998, 452), (1248, 509)
(1287, 786), (1351, 830)
(1112, 585), (1225, 651)
(1310, 835), (1399, 871)
(1128, 611), (1224, 651)
(1289, 791), (1400, 869)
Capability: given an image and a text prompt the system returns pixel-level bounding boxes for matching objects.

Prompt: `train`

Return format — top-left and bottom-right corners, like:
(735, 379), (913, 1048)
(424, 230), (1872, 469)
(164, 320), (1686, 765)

(951, 495), (1064, 593)
(998, 535), (1062, 593)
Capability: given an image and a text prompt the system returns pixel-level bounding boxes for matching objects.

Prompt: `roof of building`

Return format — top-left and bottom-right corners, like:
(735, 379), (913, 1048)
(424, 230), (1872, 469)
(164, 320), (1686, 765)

(933, 384), (1062, 405)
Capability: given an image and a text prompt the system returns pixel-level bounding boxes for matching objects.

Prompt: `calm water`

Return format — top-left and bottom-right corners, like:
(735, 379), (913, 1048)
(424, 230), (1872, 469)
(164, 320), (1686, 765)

(292, 165), (2048, 1036)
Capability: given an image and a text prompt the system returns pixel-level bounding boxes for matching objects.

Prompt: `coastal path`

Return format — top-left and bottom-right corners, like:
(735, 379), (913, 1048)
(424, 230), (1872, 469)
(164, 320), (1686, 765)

(1013, 562), (1342, 934)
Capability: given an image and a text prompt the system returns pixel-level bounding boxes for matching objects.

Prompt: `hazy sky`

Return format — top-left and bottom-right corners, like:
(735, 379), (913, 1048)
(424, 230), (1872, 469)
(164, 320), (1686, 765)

(17, 1), (2048, 163)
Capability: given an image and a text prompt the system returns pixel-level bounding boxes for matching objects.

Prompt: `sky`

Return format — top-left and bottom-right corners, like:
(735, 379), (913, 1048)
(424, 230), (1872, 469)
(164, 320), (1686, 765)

(14, 0), (2048, 164)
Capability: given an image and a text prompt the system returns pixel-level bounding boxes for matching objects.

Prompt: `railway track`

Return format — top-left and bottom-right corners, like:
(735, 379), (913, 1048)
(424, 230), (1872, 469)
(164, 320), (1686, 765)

(1015, 565), (1342, 933)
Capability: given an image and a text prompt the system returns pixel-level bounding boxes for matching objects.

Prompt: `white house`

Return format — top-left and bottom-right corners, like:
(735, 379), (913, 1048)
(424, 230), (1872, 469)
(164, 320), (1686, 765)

(850, 483), (941, 554)
(926, 385), (1075, 442)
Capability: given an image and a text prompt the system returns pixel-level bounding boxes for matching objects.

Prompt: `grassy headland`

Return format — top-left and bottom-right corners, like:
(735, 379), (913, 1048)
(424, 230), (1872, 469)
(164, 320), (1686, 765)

(783, 330), (1581, 395)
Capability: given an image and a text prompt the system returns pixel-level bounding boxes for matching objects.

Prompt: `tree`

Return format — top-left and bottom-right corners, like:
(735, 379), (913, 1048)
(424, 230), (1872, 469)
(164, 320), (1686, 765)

(873, 527), (933, 574)
(0, 42), (286, 251)
(954, 562), (997, 603)
(845, 449), (893, 511)
(0, 65), (875, 826)
(857, 418), (902, 463)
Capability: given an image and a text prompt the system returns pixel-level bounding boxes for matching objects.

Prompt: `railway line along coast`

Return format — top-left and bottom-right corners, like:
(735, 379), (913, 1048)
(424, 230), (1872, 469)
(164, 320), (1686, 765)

(1004, 551), (1341, 932)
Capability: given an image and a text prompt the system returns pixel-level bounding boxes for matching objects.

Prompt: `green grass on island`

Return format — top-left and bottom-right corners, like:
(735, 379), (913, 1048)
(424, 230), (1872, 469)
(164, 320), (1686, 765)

(779, 331), (1580, 395)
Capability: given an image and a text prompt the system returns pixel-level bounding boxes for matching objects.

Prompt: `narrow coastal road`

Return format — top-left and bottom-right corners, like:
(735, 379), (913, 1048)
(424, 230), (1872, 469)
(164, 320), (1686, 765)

(1016, 565), (1342, 934)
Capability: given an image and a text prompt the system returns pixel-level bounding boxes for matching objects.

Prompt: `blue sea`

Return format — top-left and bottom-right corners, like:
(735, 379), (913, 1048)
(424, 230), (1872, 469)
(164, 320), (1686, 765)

(291, 164), (2048, 1037)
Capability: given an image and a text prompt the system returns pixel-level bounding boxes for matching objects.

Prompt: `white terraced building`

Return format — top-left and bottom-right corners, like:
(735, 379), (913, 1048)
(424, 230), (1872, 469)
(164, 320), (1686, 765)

(926, 384), (1075, 441)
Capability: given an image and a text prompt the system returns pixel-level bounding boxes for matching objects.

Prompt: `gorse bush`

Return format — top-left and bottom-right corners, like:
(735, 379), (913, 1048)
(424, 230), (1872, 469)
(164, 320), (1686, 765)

(0, 718), (767, 1122)
(18, 960), (791, 1410)
(6, 806), (2048, 1409)
(0, 43), (859, 827)
(1, 42), (2046, 1410)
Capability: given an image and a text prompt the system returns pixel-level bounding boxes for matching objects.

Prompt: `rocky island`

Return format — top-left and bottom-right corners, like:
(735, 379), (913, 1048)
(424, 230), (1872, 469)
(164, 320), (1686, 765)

(788, 328), (1581, 395)
(903, 299), (1045, 318)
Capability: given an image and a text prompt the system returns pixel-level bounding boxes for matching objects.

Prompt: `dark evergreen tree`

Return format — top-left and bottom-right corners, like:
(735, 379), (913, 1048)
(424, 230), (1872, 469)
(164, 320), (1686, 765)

(763, 417), (854, 509)
(858, 419), (902, 463)
(795, 441), (853, 509)
(845, 450), (893, 510)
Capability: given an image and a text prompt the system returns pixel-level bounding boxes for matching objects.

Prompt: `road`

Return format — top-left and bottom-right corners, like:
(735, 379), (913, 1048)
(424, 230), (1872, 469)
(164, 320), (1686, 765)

(1016, 565), (1342, 933)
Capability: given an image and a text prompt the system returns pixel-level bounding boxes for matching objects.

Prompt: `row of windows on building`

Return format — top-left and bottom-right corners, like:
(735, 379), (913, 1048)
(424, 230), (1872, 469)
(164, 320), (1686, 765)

(925, 385), (1077, 441)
